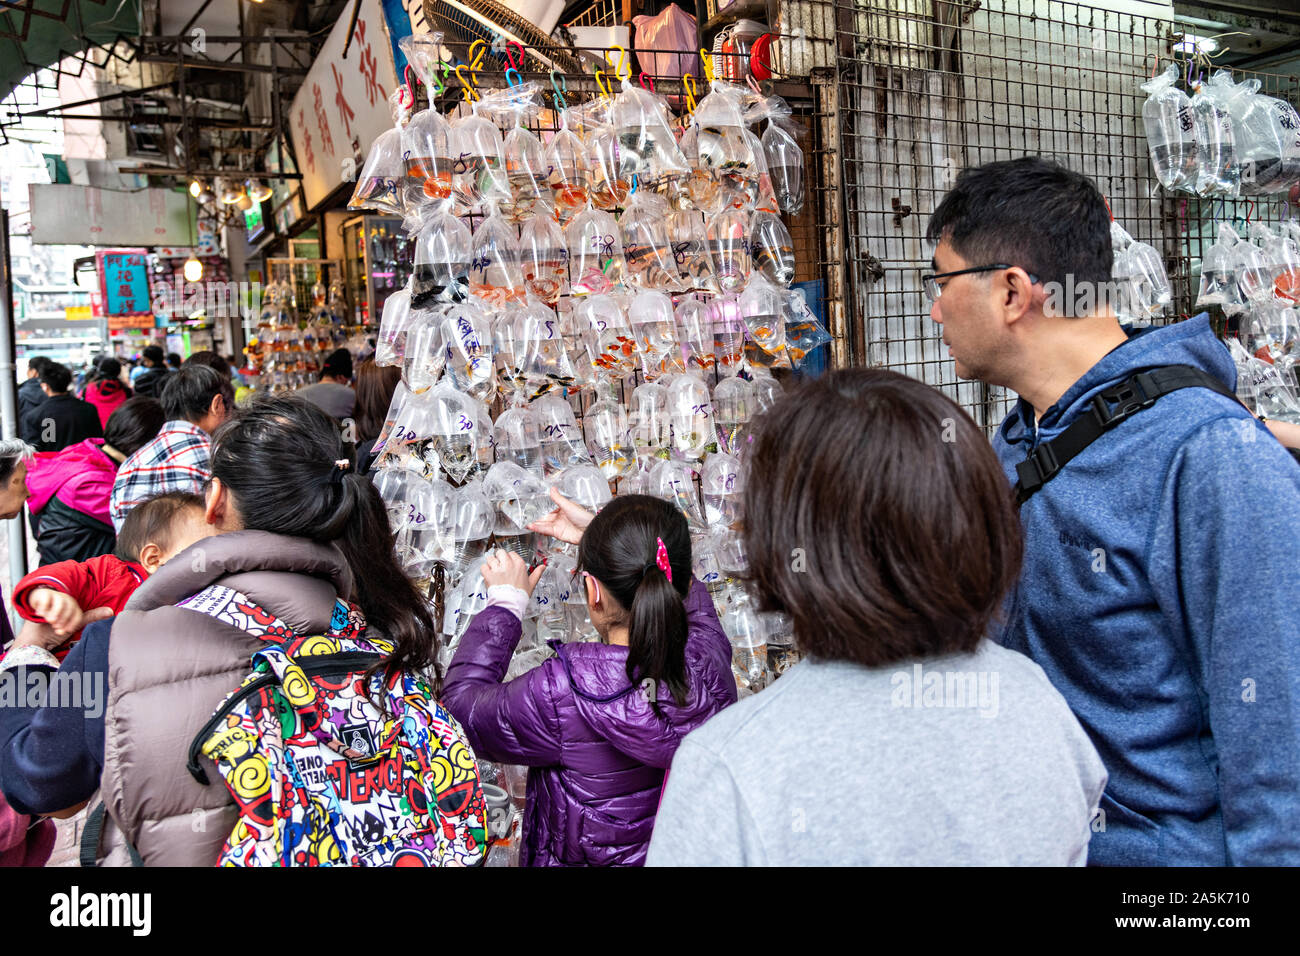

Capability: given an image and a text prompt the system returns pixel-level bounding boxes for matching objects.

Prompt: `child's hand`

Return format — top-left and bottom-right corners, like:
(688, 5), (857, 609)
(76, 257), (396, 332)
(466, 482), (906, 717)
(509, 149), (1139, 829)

(527, 488), (595, 546)
(481, 550), (545, 597)
(28, 587), (113, 638)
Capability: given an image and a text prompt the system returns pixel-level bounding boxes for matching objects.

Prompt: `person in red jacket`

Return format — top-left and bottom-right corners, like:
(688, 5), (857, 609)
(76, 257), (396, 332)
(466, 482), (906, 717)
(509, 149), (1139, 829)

(9, 491), (212, 659)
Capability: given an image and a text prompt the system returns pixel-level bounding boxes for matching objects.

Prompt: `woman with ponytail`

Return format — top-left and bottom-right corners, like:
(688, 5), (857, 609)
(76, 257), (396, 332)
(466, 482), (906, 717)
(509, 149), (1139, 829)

(442, 492), (736, 866)
(0, 394), (460, 865)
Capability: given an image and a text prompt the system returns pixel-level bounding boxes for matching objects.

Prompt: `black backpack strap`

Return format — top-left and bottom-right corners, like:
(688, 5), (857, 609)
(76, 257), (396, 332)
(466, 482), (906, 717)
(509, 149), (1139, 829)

(1015, 365), (1239, 505)
(79, 801), (143, 867)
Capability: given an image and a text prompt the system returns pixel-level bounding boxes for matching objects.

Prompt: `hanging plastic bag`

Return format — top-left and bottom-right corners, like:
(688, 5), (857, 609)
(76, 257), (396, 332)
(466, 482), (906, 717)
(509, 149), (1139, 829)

(424, 379), (482, 483)
(629, 288), (683, 378)
(630, 382), (672, 467)
(621, 191), (682, 291)
(707, 206), (752, 292)
(520, 213), (569, 304)
(750, 209), (796, 285)
(649, 458), (707, 532)
(494, 404), (544, 475)
(612, 80), (689, 186)
(676, 296), (717, 374)
(669, 209), (717, 290)
(1195, 223), (1241, 308)
(445, 481), (496, 585)
(1140, 64), (1198, 193)
(514, 296), (577, 399)
(784, 287), (832, 368)
(547, 107), (594, 215)
(702, 451), (744, 528)
(712, 374), (759, 455)
(710, 294), (747, 374)
(570, 293), (637, 383)
(666, 373), (717, 461)
(412, 207), (472, 305)
(582, 397), (634, 480)
(1231, 78), (1300, 195)
(470, 206), (527, 306)
(587, 124), (631, 212)
(401, 304), (449, 393)
(450, 103), (511, 211)
(756, 95), (805, 215)
(1191, 70), (1244, 197)
(440, 301), (496, 402)
(552, 463), (614, 514)
(349, 89), (410, 216)
(633, 4), (699, 83)
(566, 205), (627, 295)
(532, 394), (593, 475)
(739, 272), (788, 354)
(375, 281), (415, 367)
(484, 461), (554, 535)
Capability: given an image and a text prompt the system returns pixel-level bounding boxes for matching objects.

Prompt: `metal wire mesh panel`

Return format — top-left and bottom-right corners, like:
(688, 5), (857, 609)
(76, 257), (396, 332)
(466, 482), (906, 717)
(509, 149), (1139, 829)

(832, 0), (1300, 430)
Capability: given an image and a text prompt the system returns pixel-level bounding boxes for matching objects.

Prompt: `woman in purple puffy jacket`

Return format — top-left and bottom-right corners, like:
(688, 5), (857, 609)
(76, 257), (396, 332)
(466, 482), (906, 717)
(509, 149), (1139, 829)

(442, 491), (737, 866)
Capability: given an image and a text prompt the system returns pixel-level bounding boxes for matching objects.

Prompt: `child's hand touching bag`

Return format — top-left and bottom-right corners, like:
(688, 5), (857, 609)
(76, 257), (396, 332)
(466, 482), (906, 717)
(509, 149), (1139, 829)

(481, 550), (545, 597)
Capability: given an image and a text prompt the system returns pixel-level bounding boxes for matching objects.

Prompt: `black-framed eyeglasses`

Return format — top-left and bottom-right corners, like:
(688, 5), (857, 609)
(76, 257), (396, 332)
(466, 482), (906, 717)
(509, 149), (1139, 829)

(921, 264), (1040, 302)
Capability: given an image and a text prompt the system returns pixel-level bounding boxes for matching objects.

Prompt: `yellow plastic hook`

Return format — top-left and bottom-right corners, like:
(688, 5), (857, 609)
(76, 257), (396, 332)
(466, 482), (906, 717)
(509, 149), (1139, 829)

(683, 73), (698, 113)
(455, 64), (479, 102)
(468, 39), (488, 72)
(699, 48), (715, 84)
(614, 44), (632, 83)
(594, 68), (612, 99)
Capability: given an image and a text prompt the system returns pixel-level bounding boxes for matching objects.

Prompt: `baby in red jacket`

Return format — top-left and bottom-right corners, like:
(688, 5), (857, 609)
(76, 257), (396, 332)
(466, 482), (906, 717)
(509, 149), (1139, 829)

(11, 491), (213, 658)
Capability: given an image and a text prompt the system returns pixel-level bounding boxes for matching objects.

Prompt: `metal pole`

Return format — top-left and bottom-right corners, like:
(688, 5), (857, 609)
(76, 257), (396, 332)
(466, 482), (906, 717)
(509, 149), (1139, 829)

(0, 209), (28, 602)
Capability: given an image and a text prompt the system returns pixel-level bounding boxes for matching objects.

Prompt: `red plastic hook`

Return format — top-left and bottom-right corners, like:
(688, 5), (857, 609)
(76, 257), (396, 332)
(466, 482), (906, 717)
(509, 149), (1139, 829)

(639, 71), (655, 92)
(505, 41), (526, 72)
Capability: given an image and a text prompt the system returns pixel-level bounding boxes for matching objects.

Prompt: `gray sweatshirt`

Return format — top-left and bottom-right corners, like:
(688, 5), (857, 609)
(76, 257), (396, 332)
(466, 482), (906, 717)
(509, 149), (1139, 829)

(646, 641), (1107, 866)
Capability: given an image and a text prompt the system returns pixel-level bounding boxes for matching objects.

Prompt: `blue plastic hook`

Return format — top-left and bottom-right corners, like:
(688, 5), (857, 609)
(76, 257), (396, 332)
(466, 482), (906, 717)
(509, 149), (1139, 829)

(506, 67), (522, 88)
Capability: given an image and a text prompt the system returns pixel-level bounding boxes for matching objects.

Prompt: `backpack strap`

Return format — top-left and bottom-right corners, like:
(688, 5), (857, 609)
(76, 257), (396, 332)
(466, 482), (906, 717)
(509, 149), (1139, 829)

(1015, 365), (1240, 506)
(79, 800), (143, 867)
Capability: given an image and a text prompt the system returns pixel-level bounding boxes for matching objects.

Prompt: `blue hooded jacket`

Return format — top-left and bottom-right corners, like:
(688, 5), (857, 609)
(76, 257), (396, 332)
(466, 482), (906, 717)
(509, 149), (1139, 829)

(993, 314), (1300, 866)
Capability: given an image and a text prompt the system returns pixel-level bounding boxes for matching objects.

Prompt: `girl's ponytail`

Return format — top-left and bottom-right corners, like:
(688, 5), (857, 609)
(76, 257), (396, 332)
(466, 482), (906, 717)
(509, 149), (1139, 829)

(577, 495), (693, 707)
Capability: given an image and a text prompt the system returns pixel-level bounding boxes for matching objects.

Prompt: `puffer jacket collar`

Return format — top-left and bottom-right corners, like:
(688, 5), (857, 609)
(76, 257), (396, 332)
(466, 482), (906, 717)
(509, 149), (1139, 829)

(548, 637), (722, 768)
(125, 529), (354, 633)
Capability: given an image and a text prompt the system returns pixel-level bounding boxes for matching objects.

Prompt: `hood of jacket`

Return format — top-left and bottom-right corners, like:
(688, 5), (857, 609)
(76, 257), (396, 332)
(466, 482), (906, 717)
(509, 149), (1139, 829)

(998, 313), (1236, 451)
(125, 529), (354, 633)
(86, 379), (129, 402)
(25, 438), (116, 524)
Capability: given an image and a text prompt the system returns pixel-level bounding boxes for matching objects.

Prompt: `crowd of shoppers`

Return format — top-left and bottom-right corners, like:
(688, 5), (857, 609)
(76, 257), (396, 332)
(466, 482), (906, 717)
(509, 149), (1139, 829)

(0, 157), (1297, 869)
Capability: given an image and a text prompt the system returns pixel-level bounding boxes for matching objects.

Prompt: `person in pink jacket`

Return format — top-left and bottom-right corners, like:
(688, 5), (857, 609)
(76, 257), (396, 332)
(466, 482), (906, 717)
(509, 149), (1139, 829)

(82, 358), (132, 428)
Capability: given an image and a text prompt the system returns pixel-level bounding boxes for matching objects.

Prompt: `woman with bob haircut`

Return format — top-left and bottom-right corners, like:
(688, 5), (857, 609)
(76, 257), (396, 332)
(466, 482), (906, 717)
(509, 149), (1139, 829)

(646, 368), (1107, 866)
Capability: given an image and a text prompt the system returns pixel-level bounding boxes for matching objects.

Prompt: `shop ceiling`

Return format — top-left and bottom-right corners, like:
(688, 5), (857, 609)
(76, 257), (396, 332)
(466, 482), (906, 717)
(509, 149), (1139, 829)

(1174, 1), (1300, 72)
(0, 0), (353, 181)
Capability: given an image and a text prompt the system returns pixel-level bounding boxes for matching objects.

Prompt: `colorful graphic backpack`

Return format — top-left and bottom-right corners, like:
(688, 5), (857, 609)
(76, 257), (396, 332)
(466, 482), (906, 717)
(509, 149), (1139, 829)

(182, 584), (487, 867)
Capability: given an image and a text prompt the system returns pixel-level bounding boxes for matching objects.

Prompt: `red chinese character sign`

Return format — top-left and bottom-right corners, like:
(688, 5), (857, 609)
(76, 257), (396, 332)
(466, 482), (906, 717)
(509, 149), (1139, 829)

(288, 0), (398, 210)
(96, 249), (152, 318)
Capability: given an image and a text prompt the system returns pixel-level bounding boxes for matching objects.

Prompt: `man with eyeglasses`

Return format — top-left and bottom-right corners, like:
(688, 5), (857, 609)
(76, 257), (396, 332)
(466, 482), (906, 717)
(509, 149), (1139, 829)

(925, 156), (1300, 866)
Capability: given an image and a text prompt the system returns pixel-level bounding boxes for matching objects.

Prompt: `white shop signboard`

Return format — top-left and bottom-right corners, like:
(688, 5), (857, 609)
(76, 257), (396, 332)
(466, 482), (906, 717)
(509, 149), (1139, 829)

(288, 0), (400, 211)
(29, 184), (193, 246)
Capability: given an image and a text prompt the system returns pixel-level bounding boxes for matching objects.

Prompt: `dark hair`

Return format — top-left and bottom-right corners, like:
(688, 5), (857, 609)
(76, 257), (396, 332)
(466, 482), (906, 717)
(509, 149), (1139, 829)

(141, 345), (165, 367)
(27, 355), (51, 378)
(577, 495), (691, 706)
(184, 350), (232, 379)
(321, 348), (353, 382)
(104, 396), (166, 459)
(926, 156), (1112, 293)
(114, 490), (204, 563)
(740, 368), (1024, 666)
(209, 394), (440, 693)
(94, 357), (122, 381)
(39, 362), (72, 394)
(353, 359), (401, 443)
(166, 352), (182, 370)
(160, 364), (235, 423)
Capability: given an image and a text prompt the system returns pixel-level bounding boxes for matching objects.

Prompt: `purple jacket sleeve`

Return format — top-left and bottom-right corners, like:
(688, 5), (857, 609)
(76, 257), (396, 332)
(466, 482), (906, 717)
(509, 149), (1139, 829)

(441, 606), (564, 767)
(684, 578), (738, 709)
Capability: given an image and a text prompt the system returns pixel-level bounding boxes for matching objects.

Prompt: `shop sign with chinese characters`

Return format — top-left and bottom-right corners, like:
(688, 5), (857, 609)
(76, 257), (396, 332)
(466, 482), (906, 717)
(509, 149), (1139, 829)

(288, 0), (399, 210)
(96, 249), (151, 318)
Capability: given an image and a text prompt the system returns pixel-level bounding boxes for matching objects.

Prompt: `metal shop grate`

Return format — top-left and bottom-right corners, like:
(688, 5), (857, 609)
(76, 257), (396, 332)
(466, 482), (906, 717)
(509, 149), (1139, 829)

(829, 0), (1300, 431)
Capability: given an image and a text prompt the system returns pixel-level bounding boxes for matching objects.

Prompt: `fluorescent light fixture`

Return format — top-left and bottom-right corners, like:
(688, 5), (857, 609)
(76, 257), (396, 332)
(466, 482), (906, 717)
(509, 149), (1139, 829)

(1174, 33), (1219, 56)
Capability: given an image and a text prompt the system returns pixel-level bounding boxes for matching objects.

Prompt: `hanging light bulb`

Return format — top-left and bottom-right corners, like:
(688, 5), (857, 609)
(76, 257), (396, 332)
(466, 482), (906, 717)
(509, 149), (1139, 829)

(184, 256), (204, 282)
(188, 178), (203, 198)
(236, 192), (254, 211)
(246, 178), (272, 202)
(218, 177), (244, 204)
(197, 184), (216, 204)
